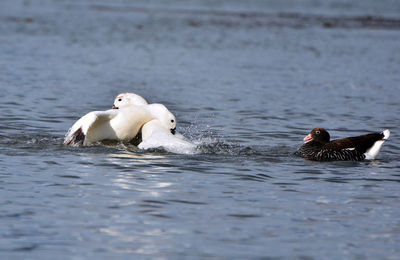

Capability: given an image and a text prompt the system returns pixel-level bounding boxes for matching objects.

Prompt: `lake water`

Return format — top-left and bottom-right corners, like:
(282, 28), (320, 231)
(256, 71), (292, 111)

(1, 0), (400, 259)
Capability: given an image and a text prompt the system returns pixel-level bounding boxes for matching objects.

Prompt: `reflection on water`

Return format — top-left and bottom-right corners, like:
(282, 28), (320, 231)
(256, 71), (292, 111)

(1, 0), (400, 259)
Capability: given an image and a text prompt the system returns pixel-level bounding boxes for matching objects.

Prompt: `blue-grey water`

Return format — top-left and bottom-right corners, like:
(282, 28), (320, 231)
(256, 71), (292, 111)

(1, 0), (400, 259)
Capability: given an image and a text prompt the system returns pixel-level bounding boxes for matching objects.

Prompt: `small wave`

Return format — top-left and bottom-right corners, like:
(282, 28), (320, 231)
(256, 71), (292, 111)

(0, 133), (63, 150)
(192, 134), (296, 160)
(0, 130), (298, 159)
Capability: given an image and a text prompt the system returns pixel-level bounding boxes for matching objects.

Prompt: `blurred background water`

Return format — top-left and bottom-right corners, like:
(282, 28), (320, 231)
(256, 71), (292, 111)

(1, 0), (400, 259)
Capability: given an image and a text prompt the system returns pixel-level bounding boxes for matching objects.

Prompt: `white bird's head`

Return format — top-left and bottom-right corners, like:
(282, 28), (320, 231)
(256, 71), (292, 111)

(149, 104), (177, 135)
(112, 92), (148, 109)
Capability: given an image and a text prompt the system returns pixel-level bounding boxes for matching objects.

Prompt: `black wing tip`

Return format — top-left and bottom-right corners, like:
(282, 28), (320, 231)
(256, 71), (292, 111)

(64, 127), (85, 146)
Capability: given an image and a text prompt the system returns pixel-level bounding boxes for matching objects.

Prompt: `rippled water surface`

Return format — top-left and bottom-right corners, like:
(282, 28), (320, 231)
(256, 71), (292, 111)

(1, 0), (400, 259)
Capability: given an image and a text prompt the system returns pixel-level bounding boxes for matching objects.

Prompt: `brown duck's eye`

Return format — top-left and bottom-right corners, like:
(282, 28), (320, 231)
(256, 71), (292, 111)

(118, 98), (122, 102)
(316, 131), (320, 134)
(171, 119), (175, 123)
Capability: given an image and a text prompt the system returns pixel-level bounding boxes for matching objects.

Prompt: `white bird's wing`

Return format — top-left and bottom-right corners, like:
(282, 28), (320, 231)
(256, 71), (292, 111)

(64, 110), (118, 146)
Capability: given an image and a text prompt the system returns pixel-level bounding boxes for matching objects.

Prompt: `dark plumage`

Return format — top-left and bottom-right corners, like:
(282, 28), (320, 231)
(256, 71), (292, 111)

(295, 128), (390, 161)
(64, 127), (85, 146)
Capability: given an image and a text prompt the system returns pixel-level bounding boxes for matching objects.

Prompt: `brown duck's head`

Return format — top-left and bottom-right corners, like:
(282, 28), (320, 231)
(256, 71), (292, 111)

(304, 128), (330, 144)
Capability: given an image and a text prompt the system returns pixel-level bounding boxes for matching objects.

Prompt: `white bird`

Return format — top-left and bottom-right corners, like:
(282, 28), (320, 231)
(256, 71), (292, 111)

(64, 93), (176, 146)
(138, 119), (197, 154)
(112, 92), (148, 109)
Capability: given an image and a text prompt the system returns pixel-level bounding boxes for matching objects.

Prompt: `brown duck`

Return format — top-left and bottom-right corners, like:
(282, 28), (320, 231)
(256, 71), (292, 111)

(295, 128), (390, 161)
